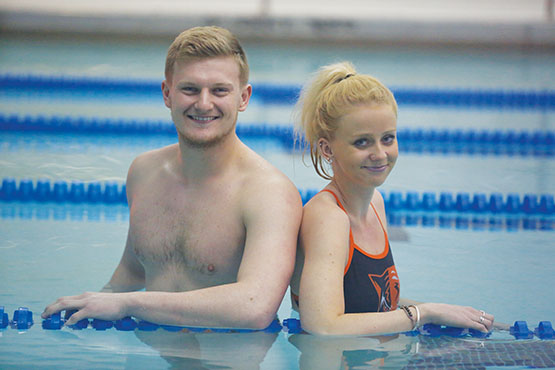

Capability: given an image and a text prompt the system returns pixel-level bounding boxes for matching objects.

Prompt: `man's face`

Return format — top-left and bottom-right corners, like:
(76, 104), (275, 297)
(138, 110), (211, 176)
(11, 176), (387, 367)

(162, 56), (251, 148)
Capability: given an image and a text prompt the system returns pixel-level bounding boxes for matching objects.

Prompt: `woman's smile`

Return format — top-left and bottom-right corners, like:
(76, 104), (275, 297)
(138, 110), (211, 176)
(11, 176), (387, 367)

(362, 164), (388, 173)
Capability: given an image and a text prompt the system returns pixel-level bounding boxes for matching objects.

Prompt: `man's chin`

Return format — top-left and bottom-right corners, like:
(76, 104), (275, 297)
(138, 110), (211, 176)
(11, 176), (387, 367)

(179, 130), (232, 149)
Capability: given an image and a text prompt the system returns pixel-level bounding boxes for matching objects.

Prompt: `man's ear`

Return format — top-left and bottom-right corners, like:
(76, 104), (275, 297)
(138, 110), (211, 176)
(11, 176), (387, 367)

(161, 80), (171, 108)
(238, 84), (252, 112)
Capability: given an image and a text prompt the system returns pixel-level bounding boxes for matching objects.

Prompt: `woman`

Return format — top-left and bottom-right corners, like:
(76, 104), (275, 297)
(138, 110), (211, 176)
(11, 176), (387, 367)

(290, 61), (494, 336)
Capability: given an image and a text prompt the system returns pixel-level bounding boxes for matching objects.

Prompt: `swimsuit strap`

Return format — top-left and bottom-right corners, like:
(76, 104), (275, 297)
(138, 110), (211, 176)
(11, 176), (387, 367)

(320, 189), (389, 264)
(369, 202), (388, 240)
(320, 189), (346, 211)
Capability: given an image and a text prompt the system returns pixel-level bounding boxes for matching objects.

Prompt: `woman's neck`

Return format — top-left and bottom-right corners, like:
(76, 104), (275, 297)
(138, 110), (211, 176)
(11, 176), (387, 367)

(328, 177), (376, 220)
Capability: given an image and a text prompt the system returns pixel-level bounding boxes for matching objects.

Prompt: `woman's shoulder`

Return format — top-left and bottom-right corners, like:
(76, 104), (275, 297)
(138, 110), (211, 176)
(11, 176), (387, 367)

(302, 191), (351, 234)
(305, 190), (345, 212)
(300, 191), (352, 263)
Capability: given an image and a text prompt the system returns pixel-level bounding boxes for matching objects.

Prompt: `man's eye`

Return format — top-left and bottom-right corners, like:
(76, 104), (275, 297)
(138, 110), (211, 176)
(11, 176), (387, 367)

(213, 88), (229, 95)
(182, 86), (198, 93)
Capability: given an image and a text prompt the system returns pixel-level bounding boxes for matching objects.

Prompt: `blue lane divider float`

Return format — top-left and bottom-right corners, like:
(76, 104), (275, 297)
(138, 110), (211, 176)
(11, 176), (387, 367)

(386, 212), (554, 232)
(0, 178), (127, 205)
(380, 191), (555, 215)
(284, 318), (555, 340)
(510, 321), (535, 339)
(40, 308), (282, 334)
(0, 306), (9, 328)
(0, 114), (297, 151)
(4, 307), (34, 330)
(1, 178), (553, 230)
(1, 114), (554, 157)
(397, 128), (554, 157)
(534, 321), (555, 340)
(4, 200), (551, 231)
(381, 191), (554, 231)
(2, 178), (554, 217)
(2, 306), (552, 340)
(2, 74), (554, 109)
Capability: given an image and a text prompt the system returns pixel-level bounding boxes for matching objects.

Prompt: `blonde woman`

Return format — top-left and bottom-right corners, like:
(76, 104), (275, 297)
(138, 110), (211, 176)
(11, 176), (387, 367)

(290, 62), (494, 335)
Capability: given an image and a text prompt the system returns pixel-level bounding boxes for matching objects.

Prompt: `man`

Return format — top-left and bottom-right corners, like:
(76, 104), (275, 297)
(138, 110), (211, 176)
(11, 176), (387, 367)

(42, 26), (302, 330)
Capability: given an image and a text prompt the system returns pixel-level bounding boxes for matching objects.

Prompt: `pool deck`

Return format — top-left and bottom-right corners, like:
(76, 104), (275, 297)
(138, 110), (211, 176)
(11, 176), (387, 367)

(0, 0), (554, 47)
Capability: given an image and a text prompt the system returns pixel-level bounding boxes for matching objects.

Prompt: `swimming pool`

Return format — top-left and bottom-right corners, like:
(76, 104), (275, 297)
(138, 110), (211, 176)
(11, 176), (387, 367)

(1, 32), (554, 369)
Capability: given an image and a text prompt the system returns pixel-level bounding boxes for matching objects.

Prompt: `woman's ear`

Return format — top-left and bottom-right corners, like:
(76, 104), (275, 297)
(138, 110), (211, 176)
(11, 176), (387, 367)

(318, 138), (333, 161)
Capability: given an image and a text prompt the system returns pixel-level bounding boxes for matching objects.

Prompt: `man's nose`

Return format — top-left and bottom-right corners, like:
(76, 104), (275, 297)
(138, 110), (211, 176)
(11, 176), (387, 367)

(195, 89), (213, 111)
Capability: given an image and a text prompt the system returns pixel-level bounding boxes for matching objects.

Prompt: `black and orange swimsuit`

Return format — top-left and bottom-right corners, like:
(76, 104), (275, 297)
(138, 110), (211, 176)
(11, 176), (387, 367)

(293, 189), (400, 313)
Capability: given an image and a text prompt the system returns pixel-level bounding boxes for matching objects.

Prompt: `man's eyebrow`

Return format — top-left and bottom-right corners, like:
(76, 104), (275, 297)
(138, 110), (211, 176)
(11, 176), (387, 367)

(212, 82), (234, 88)
(178, 81), (234, 89)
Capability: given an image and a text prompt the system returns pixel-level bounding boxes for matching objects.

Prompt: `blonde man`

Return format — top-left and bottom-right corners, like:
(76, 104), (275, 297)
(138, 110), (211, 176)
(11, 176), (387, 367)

(43, 26), (302, 330)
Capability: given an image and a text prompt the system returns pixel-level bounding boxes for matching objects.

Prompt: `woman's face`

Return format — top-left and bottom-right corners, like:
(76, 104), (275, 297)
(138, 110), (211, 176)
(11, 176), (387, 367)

(323, 103), (398, 188)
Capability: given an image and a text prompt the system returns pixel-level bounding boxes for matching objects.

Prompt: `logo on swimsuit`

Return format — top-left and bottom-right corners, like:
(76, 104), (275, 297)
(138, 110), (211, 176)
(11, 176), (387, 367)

(368, 266), (400, 312)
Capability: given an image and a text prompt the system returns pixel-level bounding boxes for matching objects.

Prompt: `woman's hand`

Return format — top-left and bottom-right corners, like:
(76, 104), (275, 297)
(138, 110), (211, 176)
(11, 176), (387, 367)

(419, 303), (494, 332)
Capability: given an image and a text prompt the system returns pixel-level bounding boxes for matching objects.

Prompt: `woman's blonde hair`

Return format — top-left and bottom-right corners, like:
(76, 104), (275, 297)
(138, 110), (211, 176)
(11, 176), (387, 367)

(165, 26), (249, 86)
(295, 61), (398, 180)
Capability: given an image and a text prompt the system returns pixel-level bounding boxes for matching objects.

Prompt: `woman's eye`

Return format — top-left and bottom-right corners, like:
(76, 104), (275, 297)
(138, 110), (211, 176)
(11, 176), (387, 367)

(354, 138), (368, 147)
(383, 135), (396, 144)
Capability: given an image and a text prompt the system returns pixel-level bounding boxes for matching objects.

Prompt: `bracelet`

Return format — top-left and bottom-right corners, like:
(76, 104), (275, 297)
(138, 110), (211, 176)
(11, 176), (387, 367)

(408, 305), (420, 331)
(400, 305), (420, 331)
(399, 305), (415, 329)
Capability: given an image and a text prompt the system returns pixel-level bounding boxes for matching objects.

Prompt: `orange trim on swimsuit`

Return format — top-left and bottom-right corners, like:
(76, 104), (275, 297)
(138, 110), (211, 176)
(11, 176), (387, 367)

(319, 189), (389, 275)
(291, 292), (299, 307)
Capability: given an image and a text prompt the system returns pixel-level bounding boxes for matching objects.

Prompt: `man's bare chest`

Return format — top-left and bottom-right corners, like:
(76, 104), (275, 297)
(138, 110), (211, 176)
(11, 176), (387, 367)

(128, 186), (245, 278)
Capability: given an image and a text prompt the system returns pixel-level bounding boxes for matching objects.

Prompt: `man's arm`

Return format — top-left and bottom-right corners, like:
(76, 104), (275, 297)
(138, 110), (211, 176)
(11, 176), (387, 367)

(102, 155), (146, 293)
(42, 175), (302, 329)
(100, 232), (146, 292)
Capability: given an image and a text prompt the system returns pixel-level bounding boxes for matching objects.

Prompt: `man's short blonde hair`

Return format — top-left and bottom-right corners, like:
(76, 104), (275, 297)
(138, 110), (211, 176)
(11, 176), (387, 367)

(165, 26), (249, 85)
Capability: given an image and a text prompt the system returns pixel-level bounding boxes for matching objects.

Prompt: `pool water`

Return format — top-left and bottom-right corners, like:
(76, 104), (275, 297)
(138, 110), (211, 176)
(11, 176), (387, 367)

(1, 32), (554, 369)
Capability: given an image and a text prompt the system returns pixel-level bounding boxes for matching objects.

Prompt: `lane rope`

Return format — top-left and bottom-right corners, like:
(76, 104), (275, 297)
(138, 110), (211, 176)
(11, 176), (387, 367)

(1, 114), (553, 157)
(2, 74), (554, 109)
(1, 306), (553, 340)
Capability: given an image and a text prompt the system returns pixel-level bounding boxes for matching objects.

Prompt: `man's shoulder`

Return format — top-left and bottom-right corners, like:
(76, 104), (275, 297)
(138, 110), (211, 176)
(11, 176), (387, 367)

(127, 144), (177, 185)
(237, 149), (302, 227)
(130, 144), (177, 170)
(240, 148), (295, 190)
(236, 148), (300, 207)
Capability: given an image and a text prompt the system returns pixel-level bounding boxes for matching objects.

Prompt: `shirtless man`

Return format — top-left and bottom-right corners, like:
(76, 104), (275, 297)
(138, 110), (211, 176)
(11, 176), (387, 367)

(42, 26), (302, 330)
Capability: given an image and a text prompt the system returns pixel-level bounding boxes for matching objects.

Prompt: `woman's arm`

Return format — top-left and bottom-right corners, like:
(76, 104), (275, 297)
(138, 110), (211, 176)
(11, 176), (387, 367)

(298, 197), (494, 336)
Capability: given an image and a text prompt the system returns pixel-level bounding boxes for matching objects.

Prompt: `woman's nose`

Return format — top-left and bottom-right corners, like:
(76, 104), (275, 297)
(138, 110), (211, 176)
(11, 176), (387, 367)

(369, 145), (387, 161)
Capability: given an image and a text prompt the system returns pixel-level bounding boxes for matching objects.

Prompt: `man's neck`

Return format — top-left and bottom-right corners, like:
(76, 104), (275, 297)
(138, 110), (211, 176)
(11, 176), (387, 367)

(176, 132), (242, 182)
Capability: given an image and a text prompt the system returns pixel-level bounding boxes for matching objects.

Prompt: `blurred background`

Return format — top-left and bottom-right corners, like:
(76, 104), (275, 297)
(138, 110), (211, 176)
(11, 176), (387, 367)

(1, 0), (553, 46)
(0, 1), (554, 353)
(0, 0), (554, 192)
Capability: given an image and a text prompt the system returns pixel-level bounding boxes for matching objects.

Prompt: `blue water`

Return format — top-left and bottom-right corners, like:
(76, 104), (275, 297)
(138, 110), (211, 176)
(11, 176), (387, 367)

(1, 32), (554, 369)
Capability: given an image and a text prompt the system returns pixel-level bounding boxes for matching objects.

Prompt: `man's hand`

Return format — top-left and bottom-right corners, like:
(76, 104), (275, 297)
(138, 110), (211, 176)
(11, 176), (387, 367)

(41, 292), (130, 326)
